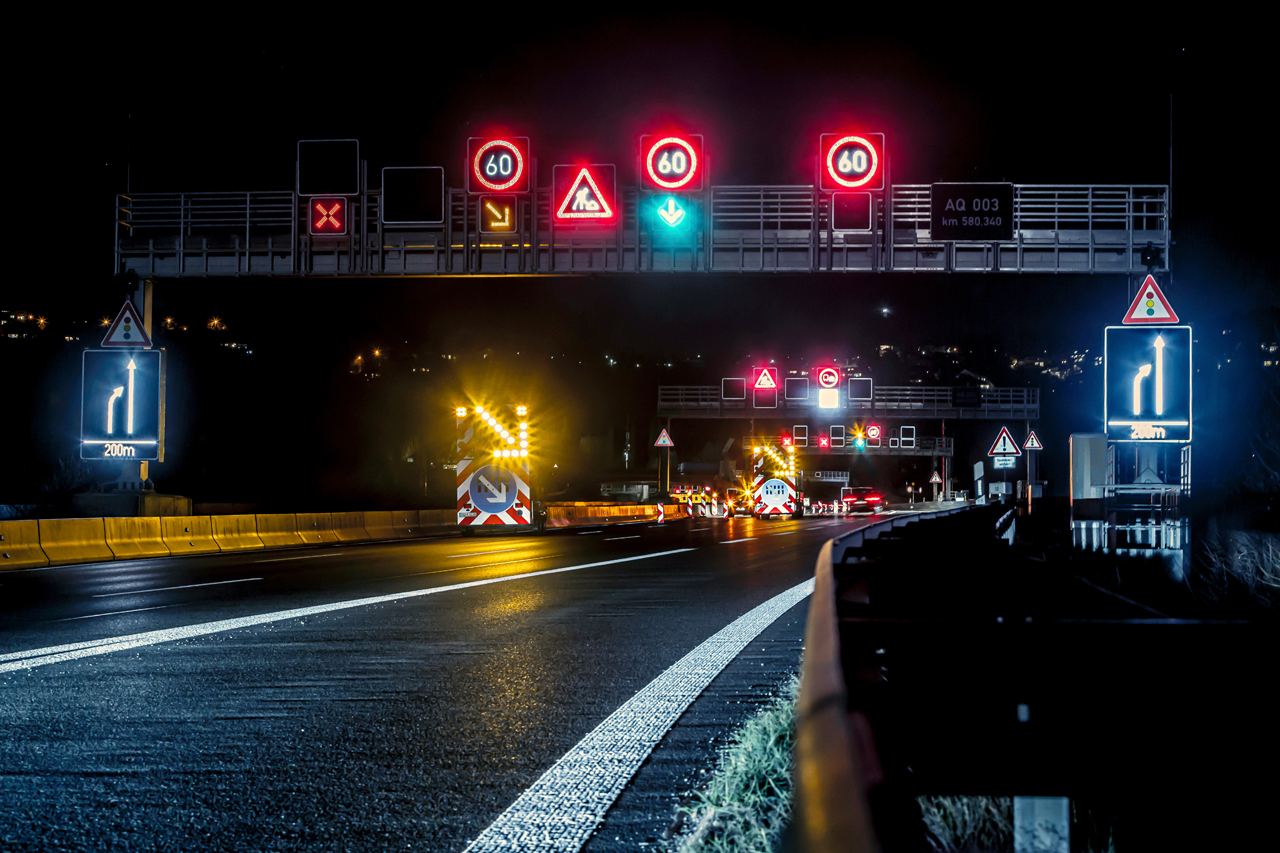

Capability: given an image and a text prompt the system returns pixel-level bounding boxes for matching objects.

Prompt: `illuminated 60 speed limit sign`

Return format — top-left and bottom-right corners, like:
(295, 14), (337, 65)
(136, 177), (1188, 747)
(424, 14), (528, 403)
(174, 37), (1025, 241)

(640, 134), (704, 191)
(819, 133), (885, 191)
(467, 137), (530, 193)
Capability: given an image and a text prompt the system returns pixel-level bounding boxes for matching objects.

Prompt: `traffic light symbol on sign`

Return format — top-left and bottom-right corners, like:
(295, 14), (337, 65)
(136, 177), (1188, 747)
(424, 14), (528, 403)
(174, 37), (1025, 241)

(310, 199), (347, 235)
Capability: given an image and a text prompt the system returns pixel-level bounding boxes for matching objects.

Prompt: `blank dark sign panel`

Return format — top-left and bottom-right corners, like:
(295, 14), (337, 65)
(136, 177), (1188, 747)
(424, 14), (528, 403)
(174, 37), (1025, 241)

(298, 139), (360, 197)
(382, 167), (445, 225)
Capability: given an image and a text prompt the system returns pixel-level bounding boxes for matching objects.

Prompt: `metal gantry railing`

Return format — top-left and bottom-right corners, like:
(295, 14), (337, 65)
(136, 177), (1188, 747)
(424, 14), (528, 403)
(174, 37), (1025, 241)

(659, 385), (1039, 419)
(115, 183), (1168, 277)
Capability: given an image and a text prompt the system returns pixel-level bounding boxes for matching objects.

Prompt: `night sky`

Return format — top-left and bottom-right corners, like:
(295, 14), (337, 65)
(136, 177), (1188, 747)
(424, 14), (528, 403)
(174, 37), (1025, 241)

(5, 26), (1274, 504)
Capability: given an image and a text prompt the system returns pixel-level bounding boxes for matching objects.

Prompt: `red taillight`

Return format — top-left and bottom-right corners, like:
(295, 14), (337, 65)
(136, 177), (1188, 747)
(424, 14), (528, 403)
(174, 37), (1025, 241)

(868, 494), (882, 502)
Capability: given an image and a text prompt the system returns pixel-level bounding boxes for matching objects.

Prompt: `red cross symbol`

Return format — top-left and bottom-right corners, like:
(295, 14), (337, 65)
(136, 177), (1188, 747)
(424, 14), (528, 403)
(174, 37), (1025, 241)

(819, 436), (829, 448)
(313, 201), (342, 231)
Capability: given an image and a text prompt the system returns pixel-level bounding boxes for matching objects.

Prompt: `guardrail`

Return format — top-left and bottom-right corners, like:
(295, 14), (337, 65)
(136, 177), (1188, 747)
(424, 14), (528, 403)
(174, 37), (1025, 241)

(791, 502), (1273, 850)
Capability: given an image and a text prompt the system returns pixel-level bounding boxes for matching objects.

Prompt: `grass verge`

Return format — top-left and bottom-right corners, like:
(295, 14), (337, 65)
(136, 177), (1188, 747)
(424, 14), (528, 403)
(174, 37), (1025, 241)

(668, 674), (799, 853)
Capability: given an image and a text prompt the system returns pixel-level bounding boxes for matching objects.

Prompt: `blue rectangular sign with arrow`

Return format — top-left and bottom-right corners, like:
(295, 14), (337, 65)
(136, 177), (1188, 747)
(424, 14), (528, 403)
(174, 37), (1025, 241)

(80, 349), (164, 461)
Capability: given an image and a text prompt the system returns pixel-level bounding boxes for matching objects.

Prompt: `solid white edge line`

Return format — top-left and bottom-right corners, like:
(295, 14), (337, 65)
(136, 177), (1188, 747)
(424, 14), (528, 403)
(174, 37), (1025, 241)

(603, 536), (640, 541)
(93, 577), (264, 598)
(717, 537), (758, 544)
(0, 549), (696, 671)
(464, 577), (815, 853)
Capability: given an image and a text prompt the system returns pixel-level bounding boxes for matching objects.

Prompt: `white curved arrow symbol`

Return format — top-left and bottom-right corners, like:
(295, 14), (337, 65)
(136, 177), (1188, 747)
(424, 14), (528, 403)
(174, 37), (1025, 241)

(106, 386), (124, 434)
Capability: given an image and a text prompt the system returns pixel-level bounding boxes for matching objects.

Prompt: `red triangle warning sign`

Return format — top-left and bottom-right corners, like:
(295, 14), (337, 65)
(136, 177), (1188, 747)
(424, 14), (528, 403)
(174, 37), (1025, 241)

(555, 167), (614, 220)
(1123, 275), (1179, 324)
(754, 369), (778, 390)
(654, 429), (674, 448)
(1023, 430), (1043, 450)
(101, 302), (152, 348)
(988, 426), (1022, 456)
(930, 471), (942, 483)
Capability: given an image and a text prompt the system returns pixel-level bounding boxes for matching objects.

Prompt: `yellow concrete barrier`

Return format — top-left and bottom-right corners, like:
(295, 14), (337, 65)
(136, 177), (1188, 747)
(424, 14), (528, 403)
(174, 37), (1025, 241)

(37, 518), (115, 566)
(104, 517), (172, 560)
(0, 519), (50, 569)
(211, 514), (265, 551)
(255, 514), (307, 548)
(332, 512), (370, 541)
(160, 516), (221, 554)
(363, 511), (398, 540)
(392, 511), (420, 538)
(296, 513), (340, 544)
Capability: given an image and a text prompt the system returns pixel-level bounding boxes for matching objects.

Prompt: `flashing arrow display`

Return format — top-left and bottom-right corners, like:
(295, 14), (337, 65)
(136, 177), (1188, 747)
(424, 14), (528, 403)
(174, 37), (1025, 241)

(479, 194), (517, 233)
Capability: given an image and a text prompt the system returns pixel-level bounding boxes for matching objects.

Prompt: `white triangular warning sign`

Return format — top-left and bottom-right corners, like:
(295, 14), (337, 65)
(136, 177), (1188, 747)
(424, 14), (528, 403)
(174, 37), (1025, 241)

(988, 426), (1022, 456)
(654, 429), (674, 447)
(555, 168), (614, 219)
(101, 302), (152, 348)
(754, 369), (777, 390)
(1123, 275), (1179, 324)
(930, 471), (942, 483)
(1023, 430), (1043, 450)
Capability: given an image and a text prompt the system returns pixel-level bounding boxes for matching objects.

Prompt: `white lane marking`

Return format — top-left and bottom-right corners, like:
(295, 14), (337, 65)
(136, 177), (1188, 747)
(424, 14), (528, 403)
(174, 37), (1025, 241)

(254, 553), (342, 564)
(55, 604), (182, 622)
(0, 550), (696, 671)
(770, 531), (797, 536)
(447, 549), (517, 559)
(93, 577), (264, 598)
(603, 536), (640, 541)
(577, 531), (601, 535)
(717, 537), (758, 544)
(464, 577), (815, 853)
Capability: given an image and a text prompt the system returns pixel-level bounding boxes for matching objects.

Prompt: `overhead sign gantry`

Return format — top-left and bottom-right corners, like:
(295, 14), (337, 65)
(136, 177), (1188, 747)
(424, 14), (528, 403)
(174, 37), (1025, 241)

(113, 130), (1170, 278)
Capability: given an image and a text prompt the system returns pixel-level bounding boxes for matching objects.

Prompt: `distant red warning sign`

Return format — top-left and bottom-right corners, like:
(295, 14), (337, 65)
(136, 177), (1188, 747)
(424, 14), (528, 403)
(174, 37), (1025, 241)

(654, 429), (674, 447)
(988, 426), (1023, 457)
(101, 302), (152, 348)
(1023, 430), (1043, 450)
(552, 165), (616, 223)
(752, 367), (779, 390)
(309, 198), (347, 235)
(1123, 275), (1179, 324)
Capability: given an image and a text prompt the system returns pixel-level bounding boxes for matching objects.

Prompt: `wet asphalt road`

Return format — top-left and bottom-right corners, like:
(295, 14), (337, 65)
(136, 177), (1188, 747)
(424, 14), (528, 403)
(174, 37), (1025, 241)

(0, 513), (884, 852)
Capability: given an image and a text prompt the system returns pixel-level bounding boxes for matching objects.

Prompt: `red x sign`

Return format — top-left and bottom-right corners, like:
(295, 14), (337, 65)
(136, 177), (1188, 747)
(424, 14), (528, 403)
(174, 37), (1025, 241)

(309, 198), (347, 235)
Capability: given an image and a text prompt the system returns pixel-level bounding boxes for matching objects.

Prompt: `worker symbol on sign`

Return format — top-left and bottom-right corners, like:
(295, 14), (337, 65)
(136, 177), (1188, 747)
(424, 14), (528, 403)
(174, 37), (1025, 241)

(469, 465), (518, 514)
(553, 166), (615, 222)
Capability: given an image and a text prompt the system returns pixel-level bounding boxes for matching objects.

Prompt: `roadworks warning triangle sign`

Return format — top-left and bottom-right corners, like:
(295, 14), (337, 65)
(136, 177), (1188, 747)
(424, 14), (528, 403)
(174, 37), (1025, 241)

(1123, 275), (1179, 324)
(988, 426), (1022, 456)
(101, 302), (152, 348)
(1023, 430), (1043, 450)
(654, 429), (675, 447)
(754, 369), (777, 390)
(555, 167), (614, 219)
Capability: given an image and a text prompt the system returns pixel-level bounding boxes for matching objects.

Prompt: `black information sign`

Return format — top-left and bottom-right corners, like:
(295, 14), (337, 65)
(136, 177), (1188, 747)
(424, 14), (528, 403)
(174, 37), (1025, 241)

(81, 349), (164, 461)
(930, 183), (1014, 241)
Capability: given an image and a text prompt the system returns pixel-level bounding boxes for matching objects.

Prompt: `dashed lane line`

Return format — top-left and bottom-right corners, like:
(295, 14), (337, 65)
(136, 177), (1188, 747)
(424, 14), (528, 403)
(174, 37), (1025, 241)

(464, 577), (815, 853)
(0, 550), (696, 672)
(92, 577), (264, 598)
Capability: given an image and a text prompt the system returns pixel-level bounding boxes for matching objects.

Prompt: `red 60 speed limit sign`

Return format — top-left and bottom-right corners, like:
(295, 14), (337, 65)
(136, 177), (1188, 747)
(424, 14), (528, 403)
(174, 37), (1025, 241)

(819, 133), (885, 192)
(640, 134), (704, 191)
(467, 137), (531, 194)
